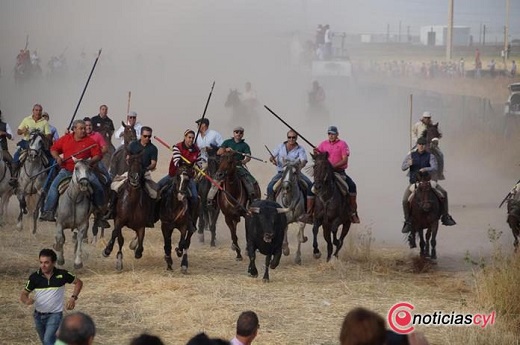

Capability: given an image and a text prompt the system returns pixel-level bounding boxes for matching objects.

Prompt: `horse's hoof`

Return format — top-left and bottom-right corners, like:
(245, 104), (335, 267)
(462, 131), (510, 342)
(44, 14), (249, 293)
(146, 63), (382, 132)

(210, 241), (216, 247)
(135, 252), (143, 259)
(262, 278), (270, 283)
(16, 223), (22, 231)
(102, 249), (110, 258)
(181, 266), (188, 274)
(302, 236), (308, 243)
(166, 265), (173, 271)
(282, 246), (290, 256)
(198, 233), (204, 243)
(116, 261), (123, 271)
(175, 248), (182, 258)
(295, 257), (302, 265)
(249, 273), (258, 278)
(313, 252), (321, 259)
(74, 262), (83, 269)
(236, 256), (243, 262)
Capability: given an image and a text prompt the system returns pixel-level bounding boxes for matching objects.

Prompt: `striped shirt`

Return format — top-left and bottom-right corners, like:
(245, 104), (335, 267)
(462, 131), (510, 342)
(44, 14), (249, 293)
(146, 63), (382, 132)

(24, 268), (76, 313)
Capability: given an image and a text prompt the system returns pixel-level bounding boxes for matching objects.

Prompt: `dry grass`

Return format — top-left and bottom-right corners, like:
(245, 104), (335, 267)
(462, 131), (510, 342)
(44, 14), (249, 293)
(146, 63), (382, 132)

(0, 219), (505, 345)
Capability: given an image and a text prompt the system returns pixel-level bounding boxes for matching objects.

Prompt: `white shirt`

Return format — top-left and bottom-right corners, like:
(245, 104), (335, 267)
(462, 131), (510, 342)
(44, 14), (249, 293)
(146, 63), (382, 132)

(324, 29), (332, 43)
(196, 129), (223, 160)
(114, 121), (142, 146)
(230, 337), (245, 345)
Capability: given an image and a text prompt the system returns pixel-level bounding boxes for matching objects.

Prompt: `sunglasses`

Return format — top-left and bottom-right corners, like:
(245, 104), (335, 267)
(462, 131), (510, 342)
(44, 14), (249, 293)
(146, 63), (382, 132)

(129, 116), (136, 119)
(234, 130), (244, 134)
(142, 135), (151, 138)
(287, 136), (297, 139)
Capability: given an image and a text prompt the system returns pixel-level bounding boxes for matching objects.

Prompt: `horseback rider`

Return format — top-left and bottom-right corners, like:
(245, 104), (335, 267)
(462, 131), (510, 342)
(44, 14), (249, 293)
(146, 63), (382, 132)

(91, 104), (115, 139)
(84, 117), (111, 185)
(42, 112), (59, 143)
(106, 126), (158, 227)
(207, 126), (260, 204)
(266, 130), (315, 222)
(401, 137), (456, 234)
(10, 104), (52, 187)
(0, 109), (14, 172)
(195, 117), (223, 161)
(308, 81), (326, 110)
(158, 129), (204, 232)
(241, 82), (259, 110)
(114, 111), (142, 148)
(411, 111), (432, 144)
(314, 125), (360, 224)
(40, 119), (108, 227)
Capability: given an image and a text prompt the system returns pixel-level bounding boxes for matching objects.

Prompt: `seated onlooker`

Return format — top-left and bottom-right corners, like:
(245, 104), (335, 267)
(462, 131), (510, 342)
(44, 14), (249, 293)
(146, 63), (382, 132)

(55, 312), (96, 345)
(130, 333), (165, 345)
(231, 310), (259, 345)
(186, 332), (230, 345)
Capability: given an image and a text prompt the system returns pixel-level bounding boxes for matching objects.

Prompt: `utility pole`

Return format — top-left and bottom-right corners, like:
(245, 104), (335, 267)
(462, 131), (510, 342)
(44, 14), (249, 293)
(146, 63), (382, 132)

(505, 0), (510, 58)
(479, 23), (482, 45)
(399, 20), (402, 43)
(387, 23), (390, 43)
(446, 0), (454, 60)
(483, 24), (486, 46)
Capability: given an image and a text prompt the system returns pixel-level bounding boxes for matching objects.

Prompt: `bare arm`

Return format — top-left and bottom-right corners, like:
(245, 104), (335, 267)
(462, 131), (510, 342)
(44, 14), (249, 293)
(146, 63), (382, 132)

(333, 155), (349, 169)
(20, 290), (34, 306)
(65, 277), (83, 310)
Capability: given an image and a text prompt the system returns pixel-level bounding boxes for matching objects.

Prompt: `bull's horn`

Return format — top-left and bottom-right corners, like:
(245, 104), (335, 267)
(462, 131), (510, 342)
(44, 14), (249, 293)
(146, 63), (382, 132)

(249, 207), (260, 214)
(276, 207), (290, 214)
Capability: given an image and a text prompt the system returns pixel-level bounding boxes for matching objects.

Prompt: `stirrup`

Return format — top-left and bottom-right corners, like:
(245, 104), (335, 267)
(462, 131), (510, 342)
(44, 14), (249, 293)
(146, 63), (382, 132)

(441, 214), (456, 226)
(402, 221), (412, 234)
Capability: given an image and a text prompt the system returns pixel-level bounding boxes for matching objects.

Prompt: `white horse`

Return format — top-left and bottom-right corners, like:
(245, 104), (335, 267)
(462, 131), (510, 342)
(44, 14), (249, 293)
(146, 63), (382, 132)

(0, 149), (14, 225)
(16, 130), (48, 232)
(275, 159), (308, 265)
(54, 159), (92, 269)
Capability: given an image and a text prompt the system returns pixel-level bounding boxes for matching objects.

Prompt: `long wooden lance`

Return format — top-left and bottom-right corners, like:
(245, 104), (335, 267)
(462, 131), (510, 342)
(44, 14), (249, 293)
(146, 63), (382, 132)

(194, 81), (215, 143)
(264, 105), (316, 149)
(67, 49), (102, 130)
(153, 135), (249, 214)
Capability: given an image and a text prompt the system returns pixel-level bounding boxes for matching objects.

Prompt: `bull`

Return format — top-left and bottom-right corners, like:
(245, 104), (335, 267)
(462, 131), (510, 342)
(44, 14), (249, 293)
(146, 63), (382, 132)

(246, 200), (289, 282)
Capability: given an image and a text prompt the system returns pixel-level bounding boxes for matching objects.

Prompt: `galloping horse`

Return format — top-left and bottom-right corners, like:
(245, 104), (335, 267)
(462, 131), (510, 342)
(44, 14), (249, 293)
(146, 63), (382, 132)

(54, 159), (92, 268)
(275, 159), (308, 265)
(16, 130), (48, 232)
(505, 183), (520, 251)
(159, 166), (195, 272)
(0, 149), (13, 225)
(109, 121), (136, 177)
(407, 171), (442, 259)
(421, 123), (444, 181)
(196, 149), (221, 246)
(103, 152), (152, 271)
(214, 152), (260, 260)
(311, 152), (352, 262)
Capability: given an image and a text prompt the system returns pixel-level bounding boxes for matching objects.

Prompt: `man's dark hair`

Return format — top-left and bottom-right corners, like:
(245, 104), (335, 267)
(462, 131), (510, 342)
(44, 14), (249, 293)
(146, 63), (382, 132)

(141, 126), (153, 133)
(185, 332), (229, 345)
(83, 117), (91, 122)
(236, 310), (259, 337)
(130, 333), (165, 345)
(339, 307), (386, 345)
(39, 248), (57, 263)
(57, 312), (96, 345)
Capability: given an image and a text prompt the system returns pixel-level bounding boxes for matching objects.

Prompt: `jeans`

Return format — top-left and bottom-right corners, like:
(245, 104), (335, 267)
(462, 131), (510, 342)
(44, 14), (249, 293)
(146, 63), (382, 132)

(158, 175), (173, 191)
(34, 311), (62, 345)
(187, 179), (198, 207)
(13, 140), (29, 163)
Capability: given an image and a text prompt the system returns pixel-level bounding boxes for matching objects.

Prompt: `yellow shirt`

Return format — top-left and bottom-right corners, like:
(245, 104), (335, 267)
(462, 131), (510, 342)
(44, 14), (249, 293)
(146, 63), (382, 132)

(18, 115), (51, 140)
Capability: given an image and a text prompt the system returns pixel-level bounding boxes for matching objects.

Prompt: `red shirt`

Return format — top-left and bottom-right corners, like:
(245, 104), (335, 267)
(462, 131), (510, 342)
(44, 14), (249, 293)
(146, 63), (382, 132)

(51, 133), (101, 172)
(169, 142), (201, 177)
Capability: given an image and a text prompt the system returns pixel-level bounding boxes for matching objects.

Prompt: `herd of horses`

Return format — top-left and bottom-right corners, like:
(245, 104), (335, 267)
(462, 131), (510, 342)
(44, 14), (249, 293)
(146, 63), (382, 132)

(1, 118), (520, 275)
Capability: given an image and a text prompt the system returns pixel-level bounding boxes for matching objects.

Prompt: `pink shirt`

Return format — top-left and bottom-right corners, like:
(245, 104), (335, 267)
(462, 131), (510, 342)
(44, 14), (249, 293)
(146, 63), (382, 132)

(88, 132), (107, 151)
(317, 139), (350, 169)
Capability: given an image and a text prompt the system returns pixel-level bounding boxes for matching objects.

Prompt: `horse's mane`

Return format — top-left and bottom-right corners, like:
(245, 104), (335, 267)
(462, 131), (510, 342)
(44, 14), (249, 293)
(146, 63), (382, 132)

(311, 152), (333, 179)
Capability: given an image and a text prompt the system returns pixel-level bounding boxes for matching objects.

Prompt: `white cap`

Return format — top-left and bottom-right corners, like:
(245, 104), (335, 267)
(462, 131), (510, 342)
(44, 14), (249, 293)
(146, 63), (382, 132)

(422, 111), (432, 118)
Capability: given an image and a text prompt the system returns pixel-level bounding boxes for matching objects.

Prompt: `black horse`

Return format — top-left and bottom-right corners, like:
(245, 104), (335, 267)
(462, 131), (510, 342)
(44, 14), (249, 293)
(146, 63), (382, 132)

(196, 149), (221, 246)
(407, 171), (442, 259)
(311, 152), (352, 262)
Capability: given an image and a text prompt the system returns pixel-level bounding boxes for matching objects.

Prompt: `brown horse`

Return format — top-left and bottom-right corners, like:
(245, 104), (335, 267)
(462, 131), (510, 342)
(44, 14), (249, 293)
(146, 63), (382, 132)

(196, 149), (221, 246)
(506, 183), (520, 251)
(109, 121), (136, 177)
(214, 152), (259, 260)
(311, 152), (352, 262)
(96, 121), (116, 169)
(407, 171), (441, 259)
(159, 166), (197, 273)
(102, 152), (152, 271)
(421, 123), (444, 181)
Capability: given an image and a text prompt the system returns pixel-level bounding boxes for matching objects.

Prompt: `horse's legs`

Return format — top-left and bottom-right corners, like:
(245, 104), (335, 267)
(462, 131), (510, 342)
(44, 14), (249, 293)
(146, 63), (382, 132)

(32, 193), (43, 234)
(418, 230), (427, 257)
(333, 222), (352, 258)
(179, 226), (194, 274)
(322, 225), (334, 262)
(134, 227), (146, 259)
(225, 216), (242, 260)
(161, 224), (174, 270)
(74, 224), (87, 269)
(209, 206), (219, 247)
(430, 222), (439, 260)
(54, 224), (66, 266)
(312, 222), (321, 259)
(103, 221), (122, 257)
(282, 227), (290, 256)
(197, 207), (206, 243)
(115, 226), (125, 271)
(16, 192), (25, 230)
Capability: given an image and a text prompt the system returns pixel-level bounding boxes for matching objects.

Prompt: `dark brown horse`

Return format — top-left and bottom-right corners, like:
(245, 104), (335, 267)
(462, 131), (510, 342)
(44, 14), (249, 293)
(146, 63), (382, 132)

(196, 149), (221, 246)
(407, 171), (441, 259)
(97, 121), (116, 169)
(311, 152), (352, 262)
(214, 152), (259, 260)
(159, 165), (197, 273)
(109, 121), (136, 177)
(421, 123), (444, 181)
(506, 184), (520, 251)
(102, 152), (152, 271)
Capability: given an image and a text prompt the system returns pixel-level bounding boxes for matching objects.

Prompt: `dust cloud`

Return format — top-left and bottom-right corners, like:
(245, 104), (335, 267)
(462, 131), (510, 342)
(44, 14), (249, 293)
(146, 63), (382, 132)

(0, 0), (517, 269)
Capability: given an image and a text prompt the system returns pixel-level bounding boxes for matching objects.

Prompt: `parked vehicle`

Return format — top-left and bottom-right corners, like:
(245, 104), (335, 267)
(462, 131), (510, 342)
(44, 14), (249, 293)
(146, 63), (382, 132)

(505, 83), (520, 116)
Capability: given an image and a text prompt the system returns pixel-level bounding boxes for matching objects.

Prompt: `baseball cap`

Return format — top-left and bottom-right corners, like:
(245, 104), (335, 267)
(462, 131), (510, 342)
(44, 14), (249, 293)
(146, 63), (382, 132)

(127, 111), (137, 117)
(233, 126), (244, 132)
(422, 111), (432, 118)
(327, 126), (338, 135)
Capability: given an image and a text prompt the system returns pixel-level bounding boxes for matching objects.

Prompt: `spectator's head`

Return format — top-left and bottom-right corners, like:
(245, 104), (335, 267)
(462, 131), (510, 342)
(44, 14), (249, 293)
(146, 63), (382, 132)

(42, 112), (50, 121)
(339, 307), (386, 345)
(236, 310), (259, 341)
(185, 332), (230, 345)
(196, 118), (210, 131)
(130, 333), (165, 345)
(99, 104), (108, 116)
(56, 312), (96, 345)
(127, 111), (137, 124)
(38, 248), (57, 274)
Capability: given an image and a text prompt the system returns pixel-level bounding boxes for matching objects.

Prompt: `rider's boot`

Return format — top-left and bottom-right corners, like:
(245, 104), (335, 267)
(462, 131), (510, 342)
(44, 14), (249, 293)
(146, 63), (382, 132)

(440, 198), (456, 226)
(349, 194), (361, 224)
(39, 208), (56, 222)
(93, 208), (111, 229)
(103, 191), (118, 220)
(146, 201), (155, 228)
(9, 161), (20, 188)
(298, 197), (315, 224)
(187, 205), (198, 233)
(401, 203), (412, 234)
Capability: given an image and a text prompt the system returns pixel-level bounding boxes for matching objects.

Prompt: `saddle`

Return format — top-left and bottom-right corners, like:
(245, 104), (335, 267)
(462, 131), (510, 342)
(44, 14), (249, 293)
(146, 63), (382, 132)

(273, 176), (309, 195)
(408, 180), (443, 203)
(111, 171), (158, 199)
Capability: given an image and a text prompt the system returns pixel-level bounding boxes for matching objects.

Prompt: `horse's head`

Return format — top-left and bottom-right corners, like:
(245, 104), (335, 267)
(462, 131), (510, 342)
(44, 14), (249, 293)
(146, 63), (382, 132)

(281, 159), (301, 193)
(422, 122), (442, 147)
(206, 148), (221, 175)
(415, 171), (434, 212)
(225, 89), (241, 108)
(215, 152), (236, 180)
(122, 121), (137, 147)
(72, 159), (91, 192)
(311, 151), (332, 192)
(175, 165), (190, 201)
(27, 130), (45, 161)
(127, 152), (144, 188)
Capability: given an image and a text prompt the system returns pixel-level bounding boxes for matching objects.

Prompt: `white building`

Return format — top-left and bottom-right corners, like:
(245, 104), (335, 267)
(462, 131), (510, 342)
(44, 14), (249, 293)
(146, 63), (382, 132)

(420, 26), (470, 46)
